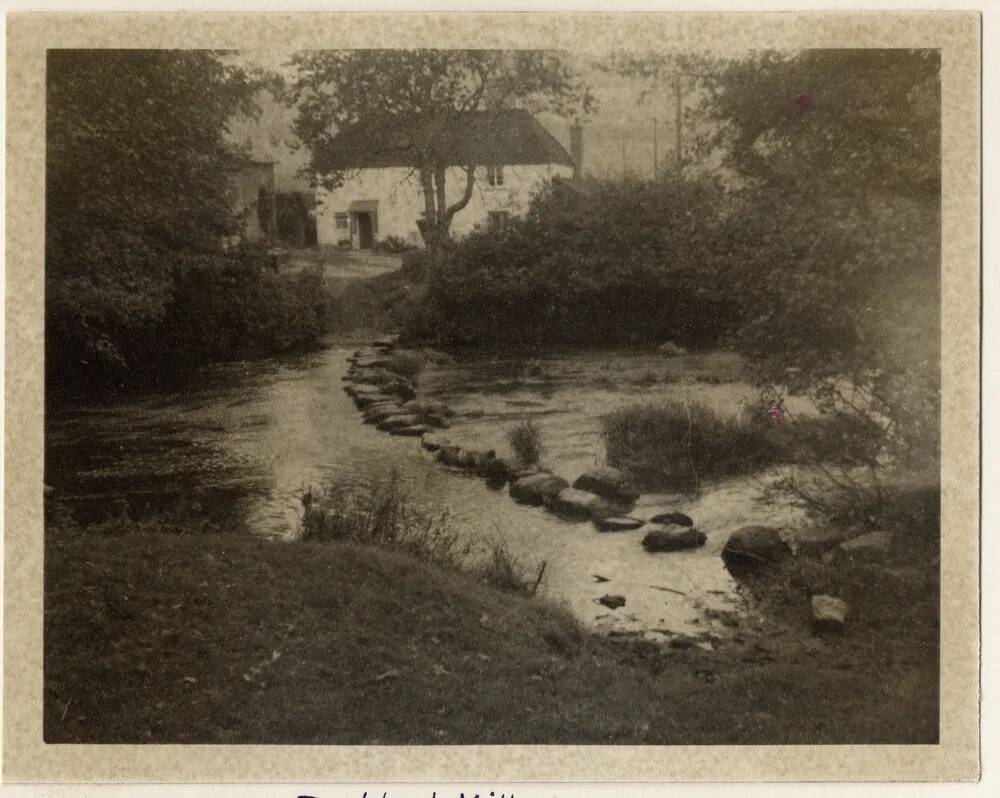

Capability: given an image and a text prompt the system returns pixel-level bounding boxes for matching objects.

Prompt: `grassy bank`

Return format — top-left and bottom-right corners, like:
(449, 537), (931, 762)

(45, 527), (937, 744)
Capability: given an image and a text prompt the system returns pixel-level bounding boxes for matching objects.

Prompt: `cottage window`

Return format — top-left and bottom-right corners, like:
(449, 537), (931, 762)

(335, 212), (349, 230)
(486, 165), (505, 187)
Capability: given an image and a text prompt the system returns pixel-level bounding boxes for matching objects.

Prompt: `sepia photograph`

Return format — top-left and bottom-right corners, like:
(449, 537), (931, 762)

(2, 8), (982, 785)
(40, 43), (946, 746)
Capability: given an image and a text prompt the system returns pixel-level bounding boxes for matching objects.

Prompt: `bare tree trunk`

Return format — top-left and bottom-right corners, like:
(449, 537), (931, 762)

(418, 162), (477, 250)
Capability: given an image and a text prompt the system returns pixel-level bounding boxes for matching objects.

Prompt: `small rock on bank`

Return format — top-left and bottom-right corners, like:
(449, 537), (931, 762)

(811, 595), (849, 633)
(838, 530), (893, 560)
(641, 523), (707, 552)
(721, 526), (791, 575)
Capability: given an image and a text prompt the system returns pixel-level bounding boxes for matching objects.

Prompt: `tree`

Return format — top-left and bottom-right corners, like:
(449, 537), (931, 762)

(288, 50), (592, 248)
(46, 50), (268, 388)
(617, 49), (942, 521)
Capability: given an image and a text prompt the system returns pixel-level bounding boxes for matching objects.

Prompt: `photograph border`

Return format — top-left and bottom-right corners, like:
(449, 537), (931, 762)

(4, 9), (981, 783)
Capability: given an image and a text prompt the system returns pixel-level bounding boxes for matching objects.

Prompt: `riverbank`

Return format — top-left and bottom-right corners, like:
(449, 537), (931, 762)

(44, 526), (938, 744)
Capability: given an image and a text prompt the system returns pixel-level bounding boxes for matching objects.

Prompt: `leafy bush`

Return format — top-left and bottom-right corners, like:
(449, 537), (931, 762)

(403, 175), (739, 349)
(506, 419), (544, 467)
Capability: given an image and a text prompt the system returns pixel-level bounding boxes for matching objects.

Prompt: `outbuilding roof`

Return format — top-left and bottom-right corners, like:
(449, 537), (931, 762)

(321, 108), (574, 170)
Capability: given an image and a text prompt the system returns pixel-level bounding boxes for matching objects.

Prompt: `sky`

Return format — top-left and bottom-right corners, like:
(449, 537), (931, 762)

(226, 51), (710, 192)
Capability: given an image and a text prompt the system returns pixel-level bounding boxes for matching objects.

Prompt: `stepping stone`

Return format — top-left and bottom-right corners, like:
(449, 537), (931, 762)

(572, 466), (640, 504)
(648, 511), (694, 527)
(354, 392), (394, 408)
(376, 414), (421, 432)
(641, 523), (707, 552)
(391, 424), (433, 437)
(509, 473), (569, 506)
(597, 516), (645, 532)
(345, 383), (382, 397)
(548, 488), (620, 521)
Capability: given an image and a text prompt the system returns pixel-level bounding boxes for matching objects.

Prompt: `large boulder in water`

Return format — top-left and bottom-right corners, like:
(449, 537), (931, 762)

(509, 473), (569, 506)
(641, 523), (706, 552)
(548, 488), (621, 521)
(721, 526), (791, 575)
(572, 467), (640, 504)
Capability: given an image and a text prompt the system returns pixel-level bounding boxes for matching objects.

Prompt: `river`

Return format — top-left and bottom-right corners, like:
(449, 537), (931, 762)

(46, 343), (809, 641)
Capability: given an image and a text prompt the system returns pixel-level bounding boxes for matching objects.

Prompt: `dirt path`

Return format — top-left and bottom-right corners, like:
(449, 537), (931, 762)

(283, 247), (403, 283)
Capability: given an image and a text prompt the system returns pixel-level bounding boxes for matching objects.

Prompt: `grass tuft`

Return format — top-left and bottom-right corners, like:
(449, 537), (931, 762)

(506, 419), (544, 468)
(481, 538), (547, 596)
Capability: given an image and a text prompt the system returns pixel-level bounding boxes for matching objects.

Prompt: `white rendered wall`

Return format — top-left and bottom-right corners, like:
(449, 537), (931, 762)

(315, 163), (573, 247)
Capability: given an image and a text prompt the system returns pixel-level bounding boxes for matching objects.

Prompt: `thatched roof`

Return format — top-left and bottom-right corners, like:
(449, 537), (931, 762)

(321, 109), (574, 170)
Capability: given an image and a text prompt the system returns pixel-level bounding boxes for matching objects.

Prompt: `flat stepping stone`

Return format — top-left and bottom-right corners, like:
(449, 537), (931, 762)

(597, 516), (645, 532)
(363, 406), (405, 424)
(548, 487), (621, 521)
(376, 414), (421, 432)
(648, 511), (693, 527)
(391, 424), (433, 437)
(354, 392), (394, 408)
(640, 523), (707, 552)
(345, 383), (382, 396)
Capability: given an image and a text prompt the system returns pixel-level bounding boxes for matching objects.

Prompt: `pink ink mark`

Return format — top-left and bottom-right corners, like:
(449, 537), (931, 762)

(795, 94), (814, 111)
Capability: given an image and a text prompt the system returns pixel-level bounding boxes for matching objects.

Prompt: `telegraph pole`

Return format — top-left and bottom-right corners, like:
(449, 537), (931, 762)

(674, 72), (682, 173)
(653, 117), (658, 177)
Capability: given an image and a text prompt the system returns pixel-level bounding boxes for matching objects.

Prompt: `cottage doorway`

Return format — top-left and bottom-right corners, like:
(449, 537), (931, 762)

(356, 212), (373, 249)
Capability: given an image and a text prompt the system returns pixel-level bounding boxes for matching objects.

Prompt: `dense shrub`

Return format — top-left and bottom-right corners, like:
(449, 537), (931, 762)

(404, 175), (739, 349)
(48, 249), (328, 395)
(44, 50), (329, 398)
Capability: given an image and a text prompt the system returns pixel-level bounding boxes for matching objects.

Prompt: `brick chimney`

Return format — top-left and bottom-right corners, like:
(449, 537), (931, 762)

(569, 122), (584, 181)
